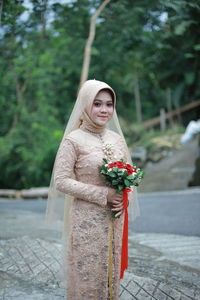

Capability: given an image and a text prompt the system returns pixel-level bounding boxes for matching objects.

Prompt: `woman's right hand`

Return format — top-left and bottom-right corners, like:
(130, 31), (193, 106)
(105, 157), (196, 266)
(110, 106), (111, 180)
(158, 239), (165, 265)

(107, 187), (124, 217)
(107, 187), (122, 204)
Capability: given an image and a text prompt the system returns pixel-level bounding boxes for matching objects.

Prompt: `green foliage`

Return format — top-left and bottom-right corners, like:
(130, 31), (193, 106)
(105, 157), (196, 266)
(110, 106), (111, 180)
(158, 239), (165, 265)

(119, 117), (146, 147)
(131, 123), (185, 155)
(0, 0), (199, 188)
(0, 116), (63, 189)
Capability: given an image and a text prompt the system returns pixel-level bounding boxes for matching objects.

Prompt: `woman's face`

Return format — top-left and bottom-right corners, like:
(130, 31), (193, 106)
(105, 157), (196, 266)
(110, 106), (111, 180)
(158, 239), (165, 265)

(90, 90), (114, 126)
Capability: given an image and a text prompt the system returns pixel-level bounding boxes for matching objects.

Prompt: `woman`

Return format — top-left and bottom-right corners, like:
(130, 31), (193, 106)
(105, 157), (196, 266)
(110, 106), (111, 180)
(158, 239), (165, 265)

(46, 79), (140, 300)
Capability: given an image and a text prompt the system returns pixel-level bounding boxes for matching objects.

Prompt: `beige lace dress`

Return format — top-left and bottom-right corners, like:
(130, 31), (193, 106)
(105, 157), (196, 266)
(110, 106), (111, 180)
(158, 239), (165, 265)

(54, 124), (128, 300)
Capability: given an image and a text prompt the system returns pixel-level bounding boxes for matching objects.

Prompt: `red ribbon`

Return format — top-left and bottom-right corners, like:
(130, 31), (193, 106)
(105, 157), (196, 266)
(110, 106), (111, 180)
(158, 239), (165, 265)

(120, 187), (131, 279)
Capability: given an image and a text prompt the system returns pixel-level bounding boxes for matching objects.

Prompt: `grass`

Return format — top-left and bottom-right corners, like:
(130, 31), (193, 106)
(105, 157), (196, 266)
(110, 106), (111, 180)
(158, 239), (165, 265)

(120, 118), (185, 153)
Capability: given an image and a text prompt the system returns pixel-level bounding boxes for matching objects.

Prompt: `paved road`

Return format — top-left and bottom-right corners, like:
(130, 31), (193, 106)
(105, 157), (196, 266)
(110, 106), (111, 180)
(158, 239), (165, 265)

(0, 189), (200, 299)
(132, 188), (200, 236)
(1, 187), (200, 237)
(0, 198), (46, 213)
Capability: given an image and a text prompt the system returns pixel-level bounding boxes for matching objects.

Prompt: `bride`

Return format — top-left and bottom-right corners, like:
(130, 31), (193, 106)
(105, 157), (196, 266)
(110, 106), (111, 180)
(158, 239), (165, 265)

(46, 79), (140, 299)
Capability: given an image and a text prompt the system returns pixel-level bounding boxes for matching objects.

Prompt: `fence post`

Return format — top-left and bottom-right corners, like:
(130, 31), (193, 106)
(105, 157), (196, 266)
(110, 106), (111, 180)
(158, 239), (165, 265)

(160, 108), (166, 131)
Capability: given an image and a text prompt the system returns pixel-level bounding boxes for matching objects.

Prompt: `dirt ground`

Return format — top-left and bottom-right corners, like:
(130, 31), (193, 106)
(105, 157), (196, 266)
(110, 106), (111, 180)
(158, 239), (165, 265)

(138, 138), (199, 193)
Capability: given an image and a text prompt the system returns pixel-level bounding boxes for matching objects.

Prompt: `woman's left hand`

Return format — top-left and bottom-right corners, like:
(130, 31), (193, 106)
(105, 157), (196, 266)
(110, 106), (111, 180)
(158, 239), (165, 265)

(111, 199), (130, 218)
(111, 201), (124, 218)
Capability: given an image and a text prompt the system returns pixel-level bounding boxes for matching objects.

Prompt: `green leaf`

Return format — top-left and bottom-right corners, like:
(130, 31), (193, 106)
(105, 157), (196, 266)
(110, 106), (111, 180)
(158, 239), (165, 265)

(122, 170), (128, 177)
(102, 165), (107, 172)
(103, 158), (108, 164)
(117, 185), (124, 192)
(100, 169), (106, 175)
(124, 179), (131, 187)
(109, 172), (116, 177)
(138, 170), (144, 178)
(112, 179), (119, 185)
(194, 44), (200, 51)
(184, 72), (195, 85)
(185, 53), (194, 58)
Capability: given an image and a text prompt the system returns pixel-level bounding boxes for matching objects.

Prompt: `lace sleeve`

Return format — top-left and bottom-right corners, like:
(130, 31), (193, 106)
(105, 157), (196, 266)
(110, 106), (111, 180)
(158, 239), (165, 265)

(54, 137), (108, 207)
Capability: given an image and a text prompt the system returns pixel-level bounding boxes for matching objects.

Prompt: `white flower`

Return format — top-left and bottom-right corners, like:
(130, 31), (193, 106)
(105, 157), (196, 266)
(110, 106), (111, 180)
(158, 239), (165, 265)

(102, 143), (114, 158)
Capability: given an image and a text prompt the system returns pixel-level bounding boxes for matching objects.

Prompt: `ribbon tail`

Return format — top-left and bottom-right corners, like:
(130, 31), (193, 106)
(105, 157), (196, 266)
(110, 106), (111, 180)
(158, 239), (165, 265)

(120, 190), (129, 279)
(108, 221), (113, 299)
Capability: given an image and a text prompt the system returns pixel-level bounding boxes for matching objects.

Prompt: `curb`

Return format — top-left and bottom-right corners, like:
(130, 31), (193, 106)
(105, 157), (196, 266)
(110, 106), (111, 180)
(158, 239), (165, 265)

(0, 187), (49, 199)
(1, 186), (200, 200)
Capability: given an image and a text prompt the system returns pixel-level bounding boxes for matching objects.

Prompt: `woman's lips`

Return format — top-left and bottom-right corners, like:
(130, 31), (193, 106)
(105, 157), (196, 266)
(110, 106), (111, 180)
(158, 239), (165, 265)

(98, 116), (108, 119)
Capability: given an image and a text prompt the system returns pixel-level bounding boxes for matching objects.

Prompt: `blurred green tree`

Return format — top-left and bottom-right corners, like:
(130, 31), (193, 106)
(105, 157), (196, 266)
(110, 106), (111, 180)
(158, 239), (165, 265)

(0, 0), (199, 188)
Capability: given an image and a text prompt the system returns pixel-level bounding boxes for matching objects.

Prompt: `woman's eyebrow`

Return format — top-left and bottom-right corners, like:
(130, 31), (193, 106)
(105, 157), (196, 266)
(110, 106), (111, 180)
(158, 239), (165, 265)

(94, 98), (113, 102)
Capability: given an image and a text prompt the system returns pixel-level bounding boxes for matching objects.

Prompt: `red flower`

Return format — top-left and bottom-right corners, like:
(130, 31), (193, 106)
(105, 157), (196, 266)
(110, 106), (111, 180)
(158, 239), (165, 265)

(117, 163), (121, 166)
(126, 164), (133, 170)
(108, 161), (127, 169)
(108, 160), (137, 175)
(108, 163), (113, 168)
(116, 161), (125, 168)
(127, 170), (133, 175)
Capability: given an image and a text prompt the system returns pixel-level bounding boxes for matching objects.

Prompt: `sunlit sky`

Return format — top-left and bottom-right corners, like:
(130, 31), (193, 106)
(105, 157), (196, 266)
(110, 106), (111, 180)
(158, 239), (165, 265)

(21, 0), (73, 22)
(21, 0), (168, 24)
(10, 0), (168, 33)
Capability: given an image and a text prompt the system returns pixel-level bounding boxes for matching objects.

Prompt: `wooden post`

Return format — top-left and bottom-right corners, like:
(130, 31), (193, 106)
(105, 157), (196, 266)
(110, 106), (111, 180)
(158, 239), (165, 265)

(144, 99), (200, 129)
(166, 88), (173, 127)
(133, 73), (142, 123)
(160, 108), (166, 131)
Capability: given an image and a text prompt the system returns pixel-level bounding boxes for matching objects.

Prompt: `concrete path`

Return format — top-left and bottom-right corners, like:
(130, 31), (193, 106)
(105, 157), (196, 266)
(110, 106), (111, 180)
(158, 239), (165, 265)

(139, 138), (199, 193)
(0, 214), (200, 299)
(1, 185), (200, 300)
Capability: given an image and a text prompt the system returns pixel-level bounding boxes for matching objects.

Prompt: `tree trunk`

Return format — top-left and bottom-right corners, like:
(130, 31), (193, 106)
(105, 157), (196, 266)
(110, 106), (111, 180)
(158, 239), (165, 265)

(133, 73), (142, 123)
(40, 0), (48, 40)
(7, 70), (30, 135)
(0, 0), (3, 27)
(79, 0), (111, 89)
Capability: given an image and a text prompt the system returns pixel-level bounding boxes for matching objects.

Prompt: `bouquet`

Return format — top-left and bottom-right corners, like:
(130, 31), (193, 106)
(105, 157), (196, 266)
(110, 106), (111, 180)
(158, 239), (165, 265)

(100, 157), (144, 279)
(100, 158), (144, 218)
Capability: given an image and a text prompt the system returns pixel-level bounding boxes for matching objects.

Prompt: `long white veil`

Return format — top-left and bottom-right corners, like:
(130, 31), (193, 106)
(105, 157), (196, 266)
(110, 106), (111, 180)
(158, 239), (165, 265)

(45, 79), (140, 230)
(45, 79), (140, 291)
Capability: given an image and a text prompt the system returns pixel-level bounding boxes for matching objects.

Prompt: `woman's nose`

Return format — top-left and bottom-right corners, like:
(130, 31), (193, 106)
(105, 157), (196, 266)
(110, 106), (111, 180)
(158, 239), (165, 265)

(100, 105), (107, 112)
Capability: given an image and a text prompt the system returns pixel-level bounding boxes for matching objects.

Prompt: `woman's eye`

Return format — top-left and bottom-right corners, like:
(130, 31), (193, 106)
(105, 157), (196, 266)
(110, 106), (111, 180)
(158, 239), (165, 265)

(94, 102), (113, 107)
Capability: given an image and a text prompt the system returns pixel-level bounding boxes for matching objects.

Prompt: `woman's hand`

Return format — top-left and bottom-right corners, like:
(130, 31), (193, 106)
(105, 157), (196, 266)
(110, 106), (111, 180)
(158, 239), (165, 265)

(107, 188), (124, 218)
